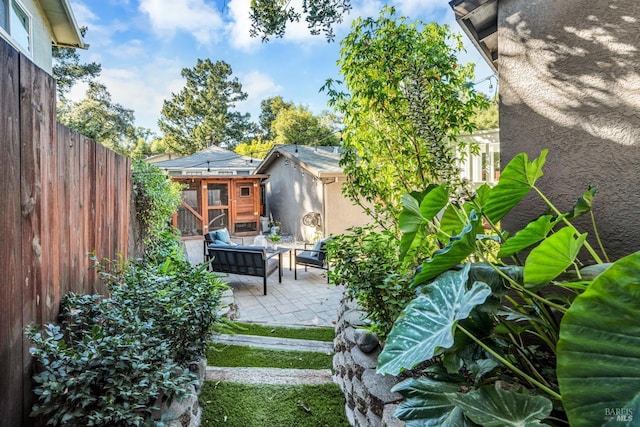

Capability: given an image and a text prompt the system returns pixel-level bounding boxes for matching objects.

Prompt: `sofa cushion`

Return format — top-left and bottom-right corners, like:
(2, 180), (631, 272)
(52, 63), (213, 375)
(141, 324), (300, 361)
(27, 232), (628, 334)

(215, 228), (233, 244)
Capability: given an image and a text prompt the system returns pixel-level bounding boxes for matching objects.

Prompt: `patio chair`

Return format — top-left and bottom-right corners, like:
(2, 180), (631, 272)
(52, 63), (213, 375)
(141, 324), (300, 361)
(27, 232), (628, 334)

(294, 238), (330, 282)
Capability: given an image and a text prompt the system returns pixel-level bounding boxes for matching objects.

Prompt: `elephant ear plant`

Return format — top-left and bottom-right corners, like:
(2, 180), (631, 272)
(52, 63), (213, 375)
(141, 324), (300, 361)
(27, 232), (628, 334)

(377, 150), (640, 426)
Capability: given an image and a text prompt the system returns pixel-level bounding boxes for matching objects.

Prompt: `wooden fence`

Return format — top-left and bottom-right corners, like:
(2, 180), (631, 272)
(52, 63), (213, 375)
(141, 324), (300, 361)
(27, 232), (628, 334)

(0, 39), (131, 426)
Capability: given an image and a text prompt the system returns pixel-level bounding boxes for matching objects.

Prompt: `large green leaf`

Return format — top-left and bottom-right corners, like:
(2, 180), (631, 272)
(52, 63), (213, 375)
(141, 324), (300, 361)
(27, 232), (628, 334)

(392, 378), (478, 426)
(446, 386), (552, 426)
(498, 215), (558, 258)
(413, 211), (480, 286)
(557, 251), (640, 427)
(523, 227), (587, 289)
(483, 150), (548, 224)
(399, 186), (450, 260)
(420, 185), (449, 220)
(400, 194), (425, 234)
(377, 264), (492, 375)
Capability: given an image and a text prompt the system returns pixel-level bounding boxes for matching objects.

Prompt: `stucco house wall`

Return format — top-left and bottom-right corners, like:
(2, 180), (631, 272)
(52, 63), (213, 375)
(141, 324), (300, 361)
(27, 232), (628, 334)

(264, 154), (323, 241)
(256, 145), (374, 242)
(498, 0), (640, 260)
(323, 176), (371, 236)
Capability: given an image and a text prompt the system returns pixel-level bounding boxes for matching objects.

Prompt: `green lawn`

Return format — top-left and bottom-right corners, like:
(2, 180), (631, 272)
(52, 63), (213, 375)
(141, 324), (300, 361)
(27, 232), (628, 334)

(200, 382), (349, 427)
(207, 343), (333, 369)
(228, 321), (335, 342)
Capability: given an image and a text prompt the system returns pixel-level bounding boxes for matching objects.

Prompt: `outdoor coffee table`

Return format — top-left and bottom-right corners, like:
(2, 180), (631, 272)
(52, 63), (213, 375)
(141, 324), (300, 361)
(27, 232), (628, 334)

(267, 247), (291, 280)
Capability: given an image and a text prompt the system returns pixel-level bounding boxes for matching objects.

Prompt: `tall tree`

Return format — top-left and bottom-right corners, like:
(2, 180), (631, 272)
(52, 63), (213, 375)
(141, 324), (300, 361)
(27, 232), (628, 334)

(323, 6), (488, 230)
(58, 82), (136, 155)
(271, 105), (339, 146)
(159, 59), (254, 155)
(250, 0), (351, 42)
(258, 95), (294, 139)
(52, 27), (101, 101)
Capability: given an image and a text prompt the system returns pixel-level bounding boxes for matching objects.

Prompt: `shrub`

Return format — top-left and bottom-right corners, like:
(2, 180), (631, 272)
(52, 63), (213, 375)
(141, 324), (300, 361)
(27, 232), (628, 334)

(327, 226), (415, 340)
(131, 160), (182, 242)
(27, 254), (227, 425)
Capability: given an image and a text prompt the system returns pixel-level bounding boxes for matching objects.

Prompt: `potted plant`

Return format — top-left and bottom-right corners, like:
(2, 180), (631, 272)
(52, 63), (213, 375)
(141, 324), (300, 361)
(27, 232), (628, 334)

(268, 233), (281, 250)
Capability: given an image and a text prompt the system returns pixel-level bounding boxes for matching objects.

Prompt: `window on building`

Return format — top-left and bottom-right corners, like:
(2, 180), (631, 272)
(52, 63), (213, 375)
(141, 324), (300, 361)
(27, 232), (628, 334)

(0, 0), (31, 54)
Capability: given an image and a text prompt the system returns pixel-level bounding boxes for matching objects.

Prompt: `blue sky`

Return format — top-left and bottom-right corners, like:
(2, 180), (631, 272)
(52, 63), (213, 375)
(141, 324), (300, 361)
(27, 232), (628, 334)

(68, 0), (495, 135)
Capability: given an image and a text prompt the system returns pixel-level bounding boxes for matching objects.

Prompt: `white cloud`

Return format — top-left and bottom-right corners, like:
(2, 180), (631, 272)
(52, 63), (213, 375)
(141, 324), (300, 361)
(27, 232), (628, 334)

(138, 0), (224, 45)
(70, 1), (98, 25)
(225, 0), (261, 52)
(237, 71), (283, 118)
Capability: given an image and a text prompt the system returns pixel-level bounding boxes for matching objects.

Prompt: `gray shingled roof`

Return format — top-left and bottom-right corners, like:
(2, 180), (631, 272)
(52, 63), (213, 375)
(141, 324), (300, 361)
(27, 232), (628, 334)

(154, 145), (254, 171)
(255, 144), (343, 176)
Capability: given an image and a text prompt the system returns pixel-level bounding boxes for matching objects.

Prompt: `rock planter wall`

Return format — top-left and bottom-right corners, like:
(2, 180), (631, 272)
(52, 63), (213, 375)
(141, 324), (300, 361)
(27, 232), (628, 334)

(155, 358), (206, 427)
(333, 298), (405, 427)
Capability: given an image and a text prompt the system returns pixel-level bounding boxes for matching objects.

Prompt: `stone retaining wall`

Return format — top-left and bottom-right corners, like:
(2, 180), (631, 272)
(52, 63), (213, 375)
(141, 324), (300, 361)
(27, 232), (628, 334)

(333, 298), (405, 427)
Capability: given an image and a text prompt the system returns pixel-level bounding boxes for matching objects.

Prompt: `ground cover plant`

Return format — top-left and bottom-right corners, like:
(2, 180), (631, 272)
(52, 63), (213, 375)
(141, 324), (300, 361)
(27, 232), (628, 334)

(228, 321), (335, 342)
(27, 247), (227, 426)
(369, 150), (640, 426)
(207, 344), (333, 369)
(200, 382), (349, 427)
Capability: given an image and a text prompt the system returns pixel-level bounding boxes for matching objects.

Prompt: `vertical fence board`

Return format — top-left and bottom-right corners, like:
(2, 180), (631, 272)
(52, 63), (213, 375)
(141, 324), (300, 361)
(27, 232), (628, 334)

(19, 51), (56, 427)
(0, 37), (131, 425)
(0, 39), (23, 427)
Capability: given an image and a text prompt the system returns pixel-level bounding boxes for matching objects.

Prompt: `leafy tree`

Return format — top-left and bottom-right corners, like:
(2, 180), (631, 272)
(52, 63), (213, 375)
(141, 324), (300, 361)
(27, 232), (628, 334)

(234, 137), (275, 160)
(250, 0), (352, 42)
(52, 27), (101, 101)
(271, 105), (339, 146)
(322, 6), (488, 230)
(258, 95), (294, 139)
(159, 59), (254, 155)
(472, 95), (499, 130)
(58, 82), (136, 154)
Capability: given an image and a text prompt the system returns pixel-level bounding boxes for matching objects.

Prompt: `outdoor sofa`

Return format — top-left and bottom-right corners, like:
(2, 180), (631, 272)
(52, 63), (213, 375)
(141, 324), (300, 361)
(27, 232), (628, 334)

(205, 229), (280, 295)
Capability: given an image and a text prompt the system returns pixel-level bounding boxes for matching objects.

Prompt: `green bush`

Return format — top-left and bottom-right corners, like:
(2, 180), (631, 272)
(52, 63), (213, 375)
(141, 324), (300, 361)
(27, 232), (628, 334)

(27, 255), (227, 425)
(327, 226), (415, 340)
(131, 160), (182, 242)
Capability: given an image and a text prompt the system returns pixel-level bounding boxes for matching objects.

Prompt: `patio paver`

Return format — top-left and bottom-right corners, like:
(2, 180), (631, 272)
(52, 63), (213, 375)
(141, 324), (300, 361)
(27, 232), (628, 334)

(184, 239), (345, 327)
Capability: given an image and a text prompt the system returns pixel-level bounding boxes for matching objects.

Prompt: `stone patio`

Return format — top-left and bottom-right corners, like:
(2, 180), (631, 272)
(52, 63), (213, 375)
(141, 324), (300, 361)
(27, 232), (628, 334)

(184, 238), (345, 327)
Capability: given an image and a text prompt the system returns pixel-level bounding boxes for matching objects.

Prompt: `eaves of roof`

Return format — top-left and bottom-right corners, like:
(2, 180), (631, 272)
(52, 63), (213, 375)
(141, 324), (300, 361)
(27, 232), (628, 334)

(254, 145), (344, 178)
(449, 0), (498, 72)
(38, 0), (86, 48)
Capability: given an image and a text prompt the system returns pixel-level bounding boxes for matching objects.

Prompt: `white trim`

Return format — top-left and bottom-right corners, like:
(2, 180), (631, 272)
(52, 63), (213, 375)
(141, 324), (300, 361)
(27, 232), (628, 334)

(0, 0), (32, 57)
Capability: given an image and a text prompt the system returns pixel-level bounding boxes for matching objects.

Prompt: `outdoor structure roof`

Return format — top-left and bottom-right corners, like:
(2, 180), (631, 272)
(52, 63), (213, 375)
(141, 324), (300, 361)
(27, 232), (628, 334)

(38, 0), (86, 48)
(255, 144), (343, 178)
(154, 145), (255, 174)
(449, 0), (498, 72)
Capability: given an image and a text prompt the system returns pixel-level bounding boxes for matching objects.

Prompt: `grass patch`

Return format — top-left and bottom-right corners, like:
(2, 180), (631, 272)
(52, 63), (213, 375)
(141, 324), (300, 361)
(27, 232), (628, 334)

(200, 382), (349, 427)
(229, 321), (335, 342)
(207, 344), (333, 369)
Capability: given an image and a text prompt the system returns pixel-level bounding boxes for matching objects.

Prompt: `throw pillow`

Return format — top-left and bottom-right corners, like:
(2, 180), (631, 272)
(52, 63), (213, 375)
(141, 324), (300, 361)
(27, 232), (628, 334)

(216, 228), (232, 244)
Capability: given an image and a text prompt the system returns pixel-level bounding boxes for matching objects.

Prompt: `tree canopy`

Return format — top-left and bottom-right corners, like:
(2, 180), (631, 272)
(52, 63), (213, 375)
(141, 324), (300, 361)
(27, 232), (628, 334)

(52, 27), (101, 100)
(250, 0), (352, 42)
(158, 59), (255, 155)
(323, 6), (488, 230)
(57, 82), (136, 155)
(271, 106), (339, 146)
(258, 96), (294, 140)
